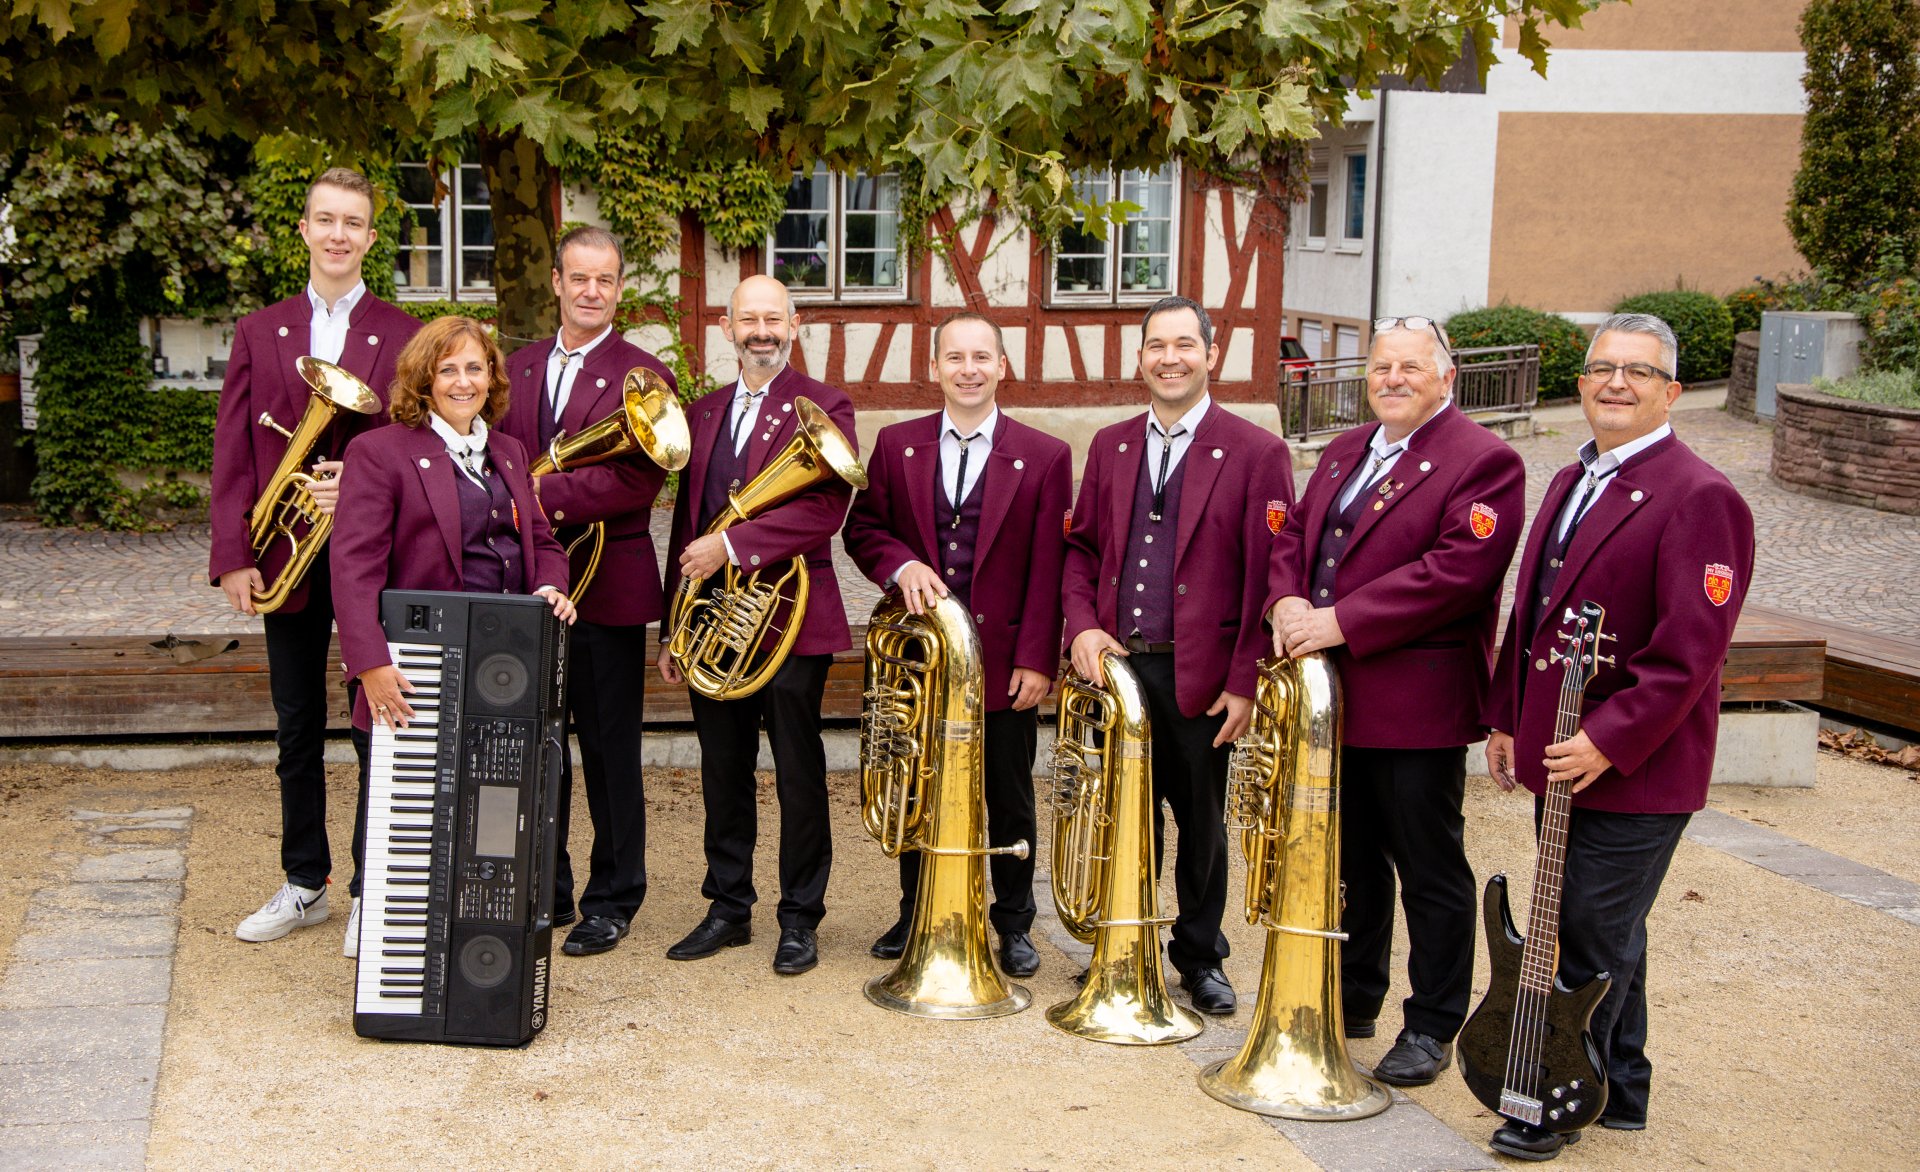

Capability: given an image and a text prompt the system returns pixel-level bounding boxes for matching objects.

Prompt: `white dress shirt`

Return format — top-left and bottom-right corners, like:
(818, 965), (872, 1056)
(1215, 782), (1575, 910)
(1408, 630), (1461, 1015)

(889, 407), (1001, 585)
(306, 281), (366, 365)
(1146, 393), (1210, 483)
(1554, 423), (1673, 541)
(427, 413), (491, 487)
(720, 371), (785, 566)
(1337, 402), (1448, 511)
(544, 324), (613, 424)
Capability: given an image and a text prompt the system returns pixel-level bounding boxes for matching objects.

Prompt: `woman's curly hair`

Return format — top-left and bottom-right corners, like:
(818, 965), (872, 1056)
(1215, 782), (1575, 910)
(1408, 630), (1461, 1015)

(387, 316), (511, 429)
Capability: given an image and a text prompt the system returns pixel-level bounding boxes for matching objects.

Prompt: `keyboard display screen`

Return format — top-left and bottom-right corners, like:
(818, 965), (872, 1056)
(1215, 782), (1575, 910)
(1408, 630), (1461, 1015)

(473, 785), (518, 858)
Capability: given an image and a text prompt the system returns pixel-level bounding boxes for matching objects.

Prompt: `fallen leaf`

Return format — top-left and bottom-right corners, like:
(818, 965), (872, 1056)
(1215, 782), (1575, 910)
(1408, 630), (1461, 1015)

(1682, 890), (1706, 902)
(533, 1091), (550, 1101)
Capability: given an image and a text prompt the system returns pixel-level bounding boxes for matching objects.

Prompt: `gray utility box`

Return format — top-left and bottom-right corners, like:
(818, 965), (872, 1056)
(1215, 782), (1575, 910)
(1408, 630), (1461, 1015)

(1755, 311), (1862, 418)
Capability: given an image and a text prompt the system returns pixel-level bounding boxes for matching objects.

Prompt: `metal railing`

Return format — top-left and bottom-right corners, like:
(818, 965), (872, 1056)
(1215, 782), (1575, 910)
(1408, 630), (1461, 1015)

(1275, 343), (1540, 441)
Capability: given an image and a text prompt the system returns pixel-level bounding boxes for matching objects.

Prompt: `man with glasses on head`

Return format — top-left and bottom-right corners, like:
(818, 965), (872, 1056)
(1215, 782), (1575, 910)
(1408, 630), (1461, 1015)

(1481, 313), (1752, 1160)
(657, 273), (857, 977)
(1063, 295), (1295, 1016)
(1265, 315), (1526, 1085)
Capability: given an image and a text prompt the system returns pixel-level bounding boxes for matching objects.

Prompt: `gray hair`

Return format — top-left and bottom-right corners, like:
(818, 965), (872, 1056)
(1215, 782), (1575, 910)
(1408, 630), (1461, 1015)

(1588, 312), (1679, 374)
(1370, 319), (1454, 377)
(1140, 295), (1214, 349)
(554, 225), (625, 278)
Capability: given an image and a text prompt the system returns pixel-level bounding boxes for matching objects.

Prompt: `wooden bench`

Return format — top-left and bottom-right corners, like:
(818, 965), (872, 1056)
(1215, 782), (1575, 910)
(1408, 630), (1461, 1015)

(1740, 605), (1920, 732)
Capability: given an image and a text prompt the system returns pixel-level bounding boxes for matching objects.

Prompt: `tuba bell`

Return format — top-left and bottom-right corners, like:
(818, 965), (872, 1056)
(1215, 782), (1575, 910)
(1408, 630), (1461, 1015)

(859, 591), (1031, 1018)
(530, 366), (691, 599)
(247, 356), (382, 613)
(1046, 651), (1204, 1045)
(666, 396), (866, 700)
(1197, 653), (1391, 1120)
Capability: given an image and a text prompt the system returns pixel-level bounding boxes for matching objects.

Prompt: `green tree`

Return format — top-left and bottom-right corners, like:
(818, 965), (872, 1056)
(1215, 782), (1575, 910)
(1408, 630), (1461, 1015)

(1787, 0), (1920, 285)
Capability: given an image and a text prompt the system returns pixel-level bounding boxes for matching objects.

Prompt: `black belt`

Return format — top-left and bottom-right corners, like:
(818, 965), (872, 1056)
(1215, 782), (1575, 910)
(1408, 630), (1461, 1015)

(1125, 636), (1175, 654)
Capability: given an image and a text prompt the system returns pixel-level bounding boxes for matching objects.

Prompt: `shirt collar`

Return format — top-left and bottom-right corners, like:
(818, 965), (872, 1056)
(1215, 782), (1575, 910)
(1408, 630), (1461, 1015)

(940, 406), (999, 444)
(555, 325), (614, 361)
(307, 281), (366, 320)
(1578, 422), (1672, 476)
(1148, 393), (1211, 439)
(428, 411), (490, 453)
(1372, 400), (1448, 457)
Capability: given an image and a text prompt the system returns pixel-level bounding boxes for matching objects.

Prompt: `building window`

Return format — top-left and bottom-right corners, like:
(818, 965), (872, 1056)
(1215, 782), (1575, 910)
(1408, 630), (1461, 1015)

(394, 157), (495, 299)
(1052, 165), (1178, 301)
(768, 164), (904, 299)
(1342, 149), (1368, 242)
(1302, 153), (1329, 245)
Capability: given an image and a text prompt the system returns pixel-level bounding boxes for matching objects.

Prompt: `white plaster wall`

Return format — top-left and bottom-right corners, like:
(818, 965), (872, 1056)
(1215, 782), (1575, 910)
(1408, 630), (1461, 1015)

(1374, 92), (1500, 319)
(703, 324), (735, 380)
(878, 327), (913, 383)
(1221, 327), (1255, 382)
(1486, 49), (1807, 115)
(975, 220), (1032, 307)
(1119, 324), (1142, 379)
(624, 324), (676, 358)
(1042, 326), (1072, 379)
(842, 323), (881, 383)
(1073, 325), (1105, 380)
(794, 322), (830, 381)
(1281, 120), (1377, 326)
(1000, 326), (1028, 381)
(703, 232), (740, 308)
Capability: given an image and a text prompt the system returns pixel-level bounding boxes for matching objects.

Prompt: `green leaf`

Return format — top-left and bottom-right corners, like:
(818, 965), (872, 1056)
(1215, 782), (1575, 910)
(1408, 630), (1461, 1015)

(1257, 0), (1318, 41)
(1260, 83), (1318, 140)
(727, 83), (782, 132)
(87, 0), (133, 57)
(1172, 6), (1244, 42)
(26, 0), (75, 41)
(434, 33), (505, 87)
(638, 0), (713, 56)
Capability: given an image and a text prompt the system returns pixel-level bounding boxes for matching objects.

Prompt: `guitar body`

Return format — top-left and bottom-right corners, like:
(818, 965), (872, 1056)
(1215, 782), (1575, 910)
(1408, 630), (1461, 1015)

(1459, 874), (1612, 1133)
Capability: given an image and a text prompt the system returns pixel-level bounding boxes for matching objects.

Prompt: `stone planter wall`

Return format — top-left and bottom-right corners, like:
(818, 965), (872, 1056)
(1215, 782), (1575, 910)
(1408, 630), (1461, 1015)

(1727, 331), (1760, 421)
(1772, 383), (1920, 515)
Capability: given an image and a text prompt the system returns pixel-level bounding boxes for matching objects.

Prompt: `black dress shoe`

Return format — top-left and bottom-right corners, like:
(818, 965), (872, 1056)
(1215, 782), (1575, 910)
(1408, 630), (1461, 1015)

(665, 914), (751, 960)
(561, 915), (628, 957)
(773, 927), (818, 975)
(870, 917), (910, 959)
(1345, 1016), (1376, 1040)
(998, 932), (1039, 978)
(1599, 1114), (1646, 1131)
(1372, 1029), (1453, 1086)
(551, 908), (577, 929)
(1490, 1121), (1581, 1161)
(1180, 966), (1236, 1015)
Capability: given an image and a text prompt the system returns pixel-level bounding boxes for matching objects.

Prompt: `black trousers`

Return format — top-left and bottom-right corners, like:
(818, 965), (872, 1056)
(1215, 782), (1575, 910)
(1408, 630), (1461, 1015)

(262, 557), (368, 894)
(1547, 803), (1690, 1125)
(551, 620), (651, 921)
(892, 705), (1040, 936)
(688, 653), (833, 929)
(1129, 651), (1232, 975)
(1340, 744), (1478, 1041)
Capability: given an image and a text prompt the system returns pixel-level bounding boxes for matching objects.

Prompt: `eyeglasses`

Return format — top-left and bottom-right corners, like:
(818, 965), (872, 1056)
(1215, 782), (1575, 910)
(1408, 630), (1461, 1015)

(1374, 316), (1450, 351)
(1581, 361), (1674, 387)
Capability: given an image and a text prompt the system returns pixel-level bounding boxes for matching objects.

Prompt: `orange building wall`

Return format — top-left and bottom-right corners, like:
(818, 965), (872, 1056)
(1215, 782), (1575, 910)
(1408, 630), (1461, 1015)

(1508, 0), (1808, 53)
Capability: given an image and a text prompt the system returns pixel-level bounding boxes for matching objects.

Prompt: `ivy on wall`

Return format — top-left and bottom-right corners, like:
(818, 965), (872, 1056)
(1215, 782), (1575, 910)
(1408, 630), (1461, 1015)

(246, 136), (405, 303)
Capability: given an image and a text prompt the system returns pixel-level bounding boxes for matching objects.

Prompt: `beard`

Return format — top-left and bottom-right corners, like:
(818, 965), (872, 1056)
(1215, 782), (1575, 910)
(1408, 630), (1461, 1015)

(733, 333), (793, 372)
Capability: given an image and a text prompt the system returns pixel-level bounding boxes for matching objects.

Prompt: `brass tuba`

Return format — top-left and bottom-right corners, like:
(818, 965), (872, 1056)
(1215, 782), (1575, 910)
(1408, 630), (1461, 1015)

(1197, 654), (1391, 1120)
(666, 396), (866, 700)
(859, 591), (1031, 1018)
(1046, 652), (1204, 1045)
(529, 366), (691, 599)
(248, 356), (382, 613)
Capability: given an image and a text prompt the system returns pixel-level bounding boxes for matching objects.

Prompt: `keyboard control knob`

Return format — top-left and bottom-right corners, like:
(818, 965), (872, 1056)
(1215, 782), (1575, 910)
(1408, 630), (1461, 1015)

(1548, 1109), (1562, 1122)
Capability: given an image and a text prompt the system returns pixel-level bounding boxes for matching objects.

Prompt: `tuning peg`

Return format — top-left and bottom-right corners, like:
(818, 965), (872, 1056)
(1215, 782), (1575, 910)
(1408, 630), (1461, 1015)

(1562, 607), (1578, 623)
(1596, 654), (1616, 668)
(1599, 632), (1618, 642)
(1549, 647), (1566, 664)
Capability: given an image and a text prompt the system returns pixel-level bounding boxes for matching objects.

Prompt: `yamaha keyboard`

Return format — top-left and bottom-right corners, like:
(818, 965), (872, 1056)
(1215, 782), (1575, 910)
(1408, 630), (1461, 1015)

(354, 591), (567, 1046)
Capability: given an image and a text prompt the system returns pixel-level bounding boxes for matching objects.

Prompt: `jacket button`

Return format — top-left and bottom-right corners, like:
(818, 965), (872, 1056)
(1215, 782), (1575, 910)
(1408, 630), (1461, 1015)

(975, 614), (985, 624)
(1419, 460), (1432, 472)
(1535, 658), (1549, 671)
(277, 326), (288, 337)
(368, 335), (379, 346)
(554, 510), (565, 522)
(1318, 589), (1329, 598)
(596, 377), (606, 388)
(905, 447), (915, 457)
(419, 458), (431, 469)
(1110, 577), (1118, 585)
(750, 555), (761, 566)
(1177, 584), (1187, 595)
(1118, 442), (1128, 453)
(1334, 528), (1344, 537)
(1326, 558), (1335, 567)
(1014, 459), (1024, 470)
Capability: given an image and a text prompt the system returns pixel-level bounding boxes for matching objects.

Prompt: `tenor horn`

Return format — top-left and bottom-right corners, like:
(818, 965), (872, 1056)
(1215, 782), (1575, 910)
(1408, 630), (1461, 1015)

(666, 396), (866, 700)
(1046, 652), (1204, 1045)
(247, 356), (381, 613)
(1197, 654), (1391, 1120)
(530, 366), (691, 598)
(859, 591), (1031, 1019)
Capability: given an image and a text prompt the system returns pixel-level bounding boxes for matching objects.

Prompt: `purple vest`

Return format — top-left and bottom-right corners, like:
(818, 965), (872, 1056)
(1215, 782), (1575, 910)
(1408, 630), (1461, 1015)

(1120, 449), (1187, 643)
(1308, 475), (1373, 606)
(1530, 499), (1580, 637)
(700, 410), (753, 534)
(932, 454), (987, 609)
(454, 463), (523, 594)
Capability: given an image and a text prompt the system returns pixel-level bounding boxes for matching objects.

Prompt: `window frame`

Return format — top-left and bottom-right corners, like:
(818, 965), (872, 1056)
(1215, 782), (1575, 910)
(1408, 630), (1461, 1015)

(1340, 147), (1369, 245)
(1300, 151), (1330, 250)
(765, 165), (909, 304)
(1048, 163), (1182, 305)
(394, 157), (497, 302)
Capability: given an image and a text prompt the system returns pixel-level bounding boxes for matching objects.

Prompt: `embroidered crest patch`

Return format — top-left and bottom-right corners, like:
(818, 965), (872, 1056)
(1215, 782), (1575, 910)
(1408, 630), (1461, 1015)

(1063, 509), (1073, 538)
(1704, 563), (1734, 607)
(1469, 502), (1498, 540)
(1266, 500), (1286, 534)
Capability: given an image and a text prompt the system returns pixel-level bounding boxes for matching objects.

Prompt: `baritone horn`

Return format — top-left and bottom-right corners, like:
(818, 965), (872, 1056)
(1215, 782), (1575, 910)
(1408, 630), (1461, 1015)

(1046, 652), (1203, 1045)
(1197, 653), (1391, 1120)
(248, 356), (381, 613)
(859, 591), (1030, 1018)
(666, 396), (866, 700)
(529, 367), (691, 598)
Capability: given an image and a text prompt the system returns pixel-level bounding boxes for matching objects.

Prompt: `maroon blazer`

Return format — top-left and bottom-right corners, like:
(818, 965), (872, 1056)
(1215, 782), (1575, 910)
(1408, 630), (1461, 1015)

(843, 411), (1073, 711)
(1062, 405), (1295, 718)
(496, 334), (676, 627)
(208, 292), (421, 613)
(1484, 434), (1755, 814)
(663, 364), (858, 658)
(330, 422), (569, 731)
(1266, 402), (1526, 748)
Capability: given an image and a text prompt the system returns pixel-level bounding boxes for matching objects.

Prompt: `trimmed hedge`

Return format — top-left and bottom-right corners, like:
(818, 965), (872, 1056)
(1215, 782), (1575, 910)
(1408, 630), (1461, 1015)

(1610, 290), (1734, 383)
(1443, 305), (1588, 400)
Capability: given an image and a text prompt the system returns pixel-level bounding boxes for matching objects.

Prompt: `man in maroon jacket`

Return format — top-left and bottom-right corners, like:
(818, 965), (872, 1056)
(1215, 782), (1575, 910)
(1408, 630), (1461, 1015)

(1481, 313), (1753, 1160)
(843, 312), (1073, 977)
(656, 274), (857, 976)
(1062, 295), (1295, 1015)
(1267, 317), (1526, 1085)
(495, 226), (677, 959)
(210, 167), (421, 950)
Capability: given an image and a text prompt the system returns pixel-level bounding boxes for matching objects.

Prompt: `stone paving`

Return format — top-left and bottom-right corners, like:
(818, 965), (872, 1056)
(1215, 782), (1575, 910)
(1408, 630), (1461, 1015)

(0, 395), (1909, 640)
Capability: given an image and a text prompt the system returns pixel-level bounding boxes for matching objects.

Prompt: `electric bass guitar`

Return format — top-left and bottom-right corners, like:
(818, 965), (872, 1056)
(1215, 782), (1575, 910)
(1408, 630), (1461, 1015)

(1458, 600), (1616, 1134)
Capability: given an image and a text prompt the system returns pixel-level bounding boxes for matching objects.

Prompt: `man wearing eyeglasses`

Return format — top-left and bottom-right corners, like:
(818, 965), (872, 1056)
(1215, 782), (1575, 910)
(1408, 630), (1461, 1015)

(657, 273), (858, 977)
(1265, 315), (1526, 1086)
(1480, 313), (1752, 1160)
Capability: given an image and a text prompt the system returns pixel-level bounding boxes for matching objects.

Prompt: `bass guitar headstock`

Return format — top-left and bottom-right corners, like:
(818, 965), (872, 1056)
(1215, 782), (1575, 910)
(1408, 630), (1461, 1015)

(1549, 600), (1615, 688)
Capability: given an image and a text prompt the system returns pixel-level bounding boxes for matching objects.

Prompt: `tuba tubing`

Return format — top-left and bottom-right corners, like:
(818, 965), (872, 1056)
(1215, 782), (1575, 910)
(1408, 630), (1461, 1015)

(1197, 653), (1391, 1121)
(858, 590), (1030, 1019)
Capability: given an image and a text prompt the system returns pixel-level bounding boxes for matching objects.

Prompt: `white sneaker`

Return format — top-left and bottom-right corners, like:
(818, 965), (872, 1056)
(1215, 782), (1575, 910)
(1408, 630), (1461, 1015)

(343, 897), (362, 958)
(235, 881), (329, 942)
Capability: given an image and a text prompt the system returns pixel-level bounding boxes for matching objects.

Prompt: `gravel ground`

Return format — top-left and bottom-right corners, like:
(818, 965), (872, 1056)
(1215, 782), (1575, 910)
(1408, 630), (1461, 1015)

(1, 751), (1916, 1169)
